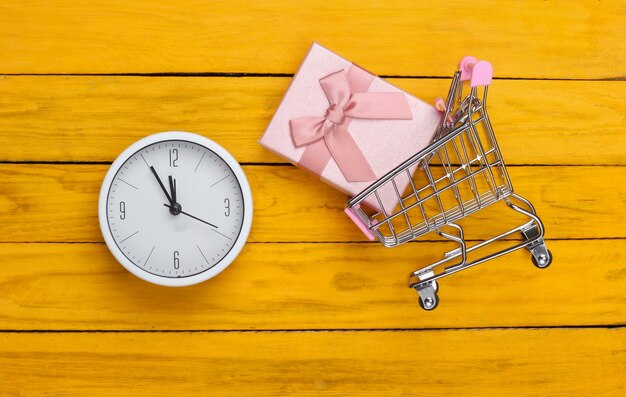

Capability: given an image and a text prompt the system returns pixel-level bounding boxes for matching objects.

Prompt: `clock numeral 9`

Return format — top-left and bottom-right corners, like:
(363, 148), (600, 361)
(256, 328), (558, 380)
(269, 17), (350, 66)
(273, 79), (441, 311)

(173, 251), (180, 269)
(169, 149), (179, 167)
(119, 201), (126, 220)
(224, 198), (230, 217)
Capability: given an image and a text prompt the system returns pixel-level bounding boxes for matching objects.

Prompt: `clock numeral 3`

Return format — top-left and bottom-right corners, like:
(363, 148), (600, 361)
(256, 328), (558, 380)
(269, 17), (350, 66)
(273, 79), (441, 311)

(119, 201), (126, 220)
(224, 198), (230, 217)
(173, 251), (180, 269)
(169, 149), (179, 167)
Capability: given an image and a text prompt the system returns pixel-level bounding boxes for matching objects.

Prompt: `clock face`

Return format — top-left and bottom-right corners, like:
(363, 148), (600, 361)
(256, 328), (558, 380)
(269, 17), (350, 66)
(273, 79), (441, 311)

(99, 132), (252, 286)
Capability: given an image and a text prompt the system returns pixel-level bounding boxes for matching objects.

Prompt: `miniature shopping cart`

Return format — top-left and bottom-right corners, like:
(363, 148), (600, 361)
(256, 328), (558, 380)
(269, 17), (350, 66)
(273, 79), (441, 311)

(345, 56), (552, 310)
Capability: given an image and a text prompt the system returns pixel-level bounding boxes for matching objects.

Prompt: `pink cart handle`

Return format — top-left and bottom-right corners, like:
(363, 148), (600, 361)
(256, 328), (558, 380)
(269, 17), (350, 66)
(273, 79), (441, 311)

(345, 206), (376, 241)
(460, 56), (493, 87)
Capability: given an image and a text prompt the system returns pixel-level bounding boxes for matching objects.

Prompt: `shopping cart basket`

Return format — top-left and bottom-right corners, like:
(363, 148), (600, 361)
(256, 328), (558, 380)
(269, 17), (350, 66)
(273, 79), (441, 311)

(345, 56), (552, 310)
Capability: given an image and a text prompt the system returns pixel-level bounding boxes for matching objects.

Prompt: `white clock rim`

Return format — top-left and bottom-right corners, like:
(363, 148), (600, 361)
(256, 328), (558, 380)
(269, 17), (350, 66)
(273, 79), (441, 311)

(98, 131), (253, 287)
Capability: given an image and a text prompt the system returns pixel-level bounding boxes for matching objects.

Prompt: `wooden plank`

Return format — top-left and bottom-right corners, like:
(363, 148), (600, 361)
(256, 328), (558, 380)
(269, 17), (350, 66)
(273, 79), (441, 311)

(0, 76), (624, 164)
(0, 240), (623, 330)
(0, 329), (624, 396)
(0, 1), (623, 78)
(0, 164), (623, 243)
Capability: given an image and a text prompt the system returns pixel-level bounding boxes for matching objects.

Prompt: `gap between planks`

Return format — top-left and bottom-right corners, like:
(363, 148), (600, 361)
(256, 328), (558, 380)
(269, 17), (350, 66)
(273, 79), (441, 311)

(0, 237), (625, 244)
(0, 324), (625, 334)
(2, 162), (626, 167)
(0, 73), (624, 81)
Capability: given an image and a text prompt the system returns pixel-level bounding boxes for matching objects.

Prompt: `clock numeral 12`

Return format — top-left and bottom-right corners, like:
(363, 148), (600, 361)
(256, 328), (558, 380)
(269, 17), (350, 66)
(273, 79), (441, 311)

(119, 201), (126, 220)
(169, 149), (179, 167)
(224, 198), (230, 217)
(173, 251), (180, 269)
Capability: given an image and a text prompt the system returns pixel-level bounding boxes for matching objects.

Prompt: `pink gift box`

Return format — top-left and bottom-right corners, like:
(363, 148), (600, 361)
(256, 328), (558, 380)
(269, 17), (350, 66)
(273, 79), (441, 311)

(259, 42), (441, 212)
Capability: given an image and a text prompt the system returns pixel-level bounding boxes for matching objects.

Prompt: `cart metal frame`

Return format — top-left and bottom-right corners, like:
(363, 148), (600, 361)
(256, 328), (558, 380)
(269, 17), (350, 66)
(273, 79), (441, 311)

(345, 57), (552, 310)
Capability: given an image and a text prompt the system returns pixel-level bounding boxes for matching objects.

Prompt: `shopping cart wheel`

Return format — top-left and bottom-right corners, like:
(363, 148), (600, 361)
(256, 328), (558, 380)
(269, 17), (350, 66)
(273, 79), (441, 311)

(418, 294), (439, 311)
(521, 226), (552, 269)
(531, 249), (553, 269)
(415, 280), (439, 311)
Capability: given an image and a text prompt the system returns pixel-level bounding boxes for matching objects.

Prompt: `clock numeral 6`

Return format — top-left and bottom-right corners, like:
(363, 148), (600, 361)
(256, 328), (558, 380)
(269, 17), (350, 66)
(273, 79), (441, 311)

(119, 201), (126, 220)
(224, 198), (230, 217)
(169, 148), (179, 167)
(173, 251), (180, 269)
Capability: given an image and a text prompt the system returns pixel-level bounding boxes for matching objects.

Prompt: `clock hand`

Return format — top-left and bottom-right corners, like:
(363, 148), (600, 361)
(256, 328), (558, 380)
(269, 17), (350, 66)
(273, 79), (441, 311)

(165, 176), (183, 215)
(161, 178), (230, 239)
(168, 175), (177, 204)
(163, 204), (219, 229)
(150, 166), (173, 204)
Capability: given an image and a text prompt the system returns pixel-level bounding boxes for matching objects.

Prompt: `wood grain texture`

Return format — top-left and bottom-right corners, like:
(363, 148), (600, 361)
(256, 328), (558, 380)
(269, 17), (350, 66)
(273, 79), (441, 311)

(0, 1), (624, 78)
(0, 76), (624, 164)
(0, 329), (624, 396)
(1, 1), (624, 395)
(0, 164), (623, 243)
(0, 240), (623, 330)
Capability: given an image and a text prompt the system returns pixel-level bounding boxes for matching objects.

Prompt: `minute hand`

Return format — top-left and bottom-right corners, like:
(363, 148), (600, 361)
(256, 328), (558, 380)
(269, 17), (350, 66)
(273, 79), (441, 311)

(162, 204), (218, 228)
(150, 166), (173, 204)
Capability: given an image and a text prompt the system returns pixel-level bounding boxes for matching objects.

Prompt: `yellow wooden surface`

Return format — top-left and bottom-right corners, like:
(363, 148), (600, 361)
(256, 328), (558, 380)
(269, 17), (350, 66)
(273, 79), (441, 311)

(0, 0), (625, 395)
(0, 240), (624, 330)
(1, 329), (625, 397)
(0, 164), (624, 242)
(0, 1), (624, 78)
(1, 77), (624, 164)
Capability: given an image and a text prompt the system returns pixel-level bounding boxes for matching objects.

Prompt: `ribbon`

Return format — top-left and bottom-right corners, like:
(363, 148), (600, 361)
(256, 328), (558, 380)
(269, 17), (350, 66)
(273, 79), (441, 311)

(289, 67), (413, 182)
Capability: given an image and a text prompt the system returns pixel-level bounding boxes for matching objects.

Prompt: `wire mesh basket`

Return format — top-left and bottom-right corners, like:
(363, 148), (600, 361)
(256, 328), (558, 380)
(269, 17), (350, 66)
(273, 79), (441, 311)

(345, 56), (551, 310)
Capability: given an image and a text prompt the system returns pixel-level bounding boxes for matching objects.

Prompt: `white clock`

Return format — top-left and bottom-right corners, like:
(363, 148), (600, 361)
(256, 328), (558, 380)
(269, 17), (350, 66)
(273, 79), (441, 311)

(98, 131), (253, 286)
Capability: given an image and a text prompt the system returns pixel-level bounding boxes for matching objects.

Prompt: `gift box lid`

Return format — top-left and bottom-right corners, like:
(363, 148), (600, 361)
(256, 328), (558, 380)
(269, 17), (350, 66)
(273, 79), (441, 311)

(260, 42), (441, 213)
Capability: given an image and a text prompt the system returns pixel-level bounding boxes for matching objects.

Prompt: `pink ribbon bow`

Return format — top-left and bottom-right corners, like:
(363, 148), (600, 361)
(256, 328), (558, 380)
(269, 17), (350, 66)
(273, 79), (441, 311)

(289, 68), (413, 182)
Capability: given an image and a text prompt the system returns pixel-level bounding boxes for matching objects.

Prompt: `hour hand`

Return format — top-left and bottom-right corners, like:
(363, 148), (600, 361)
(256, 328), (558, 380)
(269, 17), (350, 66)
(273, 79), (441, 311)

(168, 175), (177, 204)
(150, 166), (173, 204)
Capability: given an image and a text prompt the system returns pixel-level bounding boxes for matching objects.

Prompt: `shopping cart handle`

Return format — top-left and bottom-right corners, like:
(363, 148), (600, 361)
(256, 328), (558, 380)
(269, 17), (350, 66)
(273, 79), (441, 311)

(460, 56), (493, 87)
(344, 206), (376, 241)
